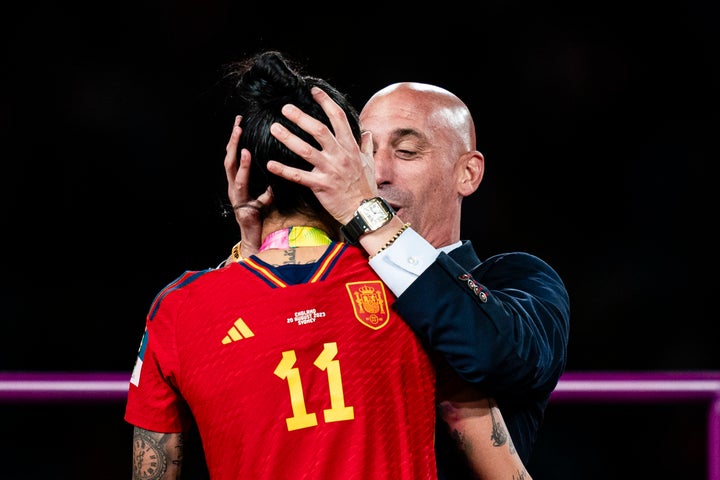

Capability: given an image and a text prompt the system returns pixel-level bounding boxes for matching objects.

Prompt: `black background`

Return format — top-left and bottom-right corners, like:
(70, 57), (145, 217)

(3, 1), (714, 478)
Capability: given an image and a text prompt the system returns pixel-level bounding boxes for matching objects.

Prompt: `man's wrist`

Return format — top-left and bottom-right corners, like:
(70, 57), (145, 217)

(369, 222), (411, 259)
(357, 216), (408, 256)
(340, 196), (396, 244)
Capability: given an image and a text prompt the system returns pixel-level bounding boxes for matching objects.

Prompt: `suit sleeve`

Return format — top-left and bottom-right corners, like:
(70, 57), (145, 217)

(392, 248), (570, 398)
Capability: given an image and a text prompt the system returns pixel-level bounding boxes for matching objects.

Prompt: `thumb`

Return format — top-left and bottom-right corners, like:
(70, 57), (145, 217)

(360, 130), (373, 157)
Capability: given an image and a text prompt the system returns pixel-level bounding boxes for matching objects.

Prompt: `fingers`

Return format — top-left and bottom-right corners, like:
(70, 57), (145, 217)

(220, 115), (268, 258)
(268, 123), (326, 190)
(359, 130), (377, 185)
(223, 115), (255, 208)
(257, 185), (273, 207)
(309, 86), (357, 149)
(237, 147), (252, 190)
(360, 130), (373, 159)
(224, 115), (242, 180)
(266, 158), (317, 189)
(272, 110), (324, 162)
(274, 86), (360, 159)
(232, 186), (273, 214)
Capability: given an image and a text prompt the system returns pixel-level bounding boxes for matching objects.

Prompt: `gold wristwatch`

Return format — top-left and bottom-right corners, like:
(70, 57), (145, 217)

(340, 197), (396, 244)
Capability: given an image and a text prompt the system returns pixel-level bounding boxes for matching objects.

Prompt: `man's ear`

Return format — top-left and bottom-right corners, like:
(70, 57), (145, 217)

(457, 150), (484, 197)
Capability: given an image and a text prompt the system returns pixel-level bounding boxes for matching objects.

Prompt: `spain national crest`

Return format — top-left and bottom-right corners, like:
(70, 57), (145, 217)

(345, 281), (390, 330)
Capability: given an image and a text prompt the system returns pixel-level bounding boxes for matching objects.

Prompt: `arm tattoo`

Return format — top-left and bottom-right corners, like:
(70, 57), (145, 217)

(132, 427), (184, 480)
(488, 398), (508, 448)
(450, 428), (471, 455)
(514, 468), (529, 479)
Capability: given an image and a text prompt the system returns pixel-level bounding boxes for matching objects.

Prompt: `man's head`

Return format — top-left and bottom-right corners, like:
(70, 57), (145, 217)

(360, 82), (484, 248)
(225, 50), (361, 219)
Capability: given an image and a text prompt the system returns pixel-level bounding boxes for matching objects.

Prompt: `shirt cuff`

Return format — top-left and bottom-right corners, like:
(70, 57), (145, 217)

(368, 227), (440, 297)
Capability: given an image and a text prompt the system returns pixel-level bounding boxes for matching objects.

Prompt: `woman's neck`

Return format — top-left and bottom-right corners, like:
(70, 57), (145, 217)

(256, 213), (337, 265)
(259, 213), (337, 251)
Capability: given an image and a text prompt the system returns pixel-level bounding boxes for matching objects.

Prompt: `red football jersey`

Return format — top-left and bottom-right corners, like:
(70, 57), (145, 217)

(125, 243), (437, 480)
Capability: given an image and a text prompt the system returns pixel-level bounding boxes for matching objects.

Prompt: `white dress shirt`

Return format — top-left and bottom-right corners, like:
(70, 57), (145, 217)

(368, 227), (462, 297)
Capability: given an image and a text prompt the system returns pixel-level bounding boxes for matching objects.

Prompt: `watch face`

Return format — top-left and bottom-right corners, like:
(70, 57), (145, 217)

(358, 199), (393, 230)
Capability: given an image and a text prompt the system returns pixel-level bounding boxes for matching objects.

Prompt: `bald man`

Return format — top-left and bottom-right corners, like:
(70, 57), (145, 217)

(228, 82), (569, 479)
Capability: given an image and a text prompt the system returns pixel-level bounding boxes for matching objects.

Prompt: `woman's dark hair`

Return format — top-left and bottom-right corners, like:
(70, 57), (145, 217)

(222, 50), (361, 220)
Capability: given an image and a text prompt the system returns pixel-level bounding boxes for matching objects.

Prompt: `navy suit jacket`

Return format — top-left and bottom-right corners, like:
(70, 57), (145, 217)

(393, 241), (570, 478)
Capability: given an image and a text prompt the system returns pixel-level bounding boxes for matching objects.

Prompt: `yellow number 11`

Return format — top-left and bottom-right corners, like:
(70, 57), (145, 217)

(273, 341), (355, 431)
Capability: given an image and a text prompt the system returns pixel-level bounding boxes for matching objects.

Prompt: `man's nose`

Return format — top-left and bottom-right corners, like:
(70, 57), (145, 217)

(373, 150), (391, 185)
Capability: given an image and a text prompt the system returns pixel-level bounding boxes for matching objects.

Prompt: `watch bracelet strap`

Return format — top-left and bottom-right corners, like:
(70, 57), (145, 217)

(340, 215), (365, 244)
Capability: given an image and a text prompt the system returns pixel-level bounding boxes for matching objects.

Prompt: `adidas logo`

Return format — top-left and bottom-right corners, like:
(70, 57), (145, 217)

(222, 318), (255, 344)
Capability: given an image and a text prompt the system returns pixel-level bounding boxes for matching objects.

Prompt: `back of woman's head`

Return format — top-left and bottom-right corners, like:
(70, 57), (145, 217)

(224, 50), (361, 218)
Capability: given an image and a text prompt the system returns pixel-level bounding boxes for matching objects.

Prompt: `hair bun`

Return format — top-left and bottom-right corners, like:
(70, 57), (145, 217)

(237, 51), (303, 105)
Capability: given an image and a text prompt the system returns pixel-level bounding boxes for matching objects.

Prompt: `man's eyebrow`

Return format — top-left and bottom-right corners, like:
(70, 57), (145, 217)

(361, 128), (428, 147)
(391, 128), (428, 148)
(360, 128), (424, 138)
(393, 128), (423, 139)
